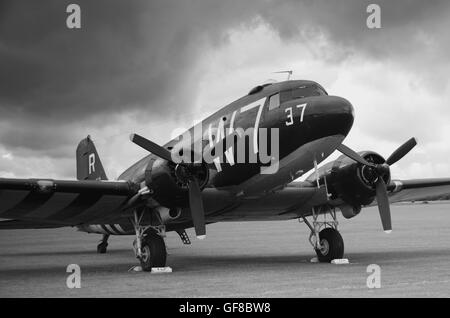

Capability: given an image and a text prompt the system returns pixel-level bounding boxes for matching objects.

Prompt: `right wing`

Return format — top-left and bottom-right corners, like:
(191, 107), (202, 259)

(0, 219), (63, 230)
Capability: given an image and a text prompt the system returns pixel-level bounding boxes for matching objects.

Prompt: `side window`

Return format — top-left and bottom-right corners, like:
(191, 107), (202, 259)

(292, 86), (306, 98)
(280, 90), (291, 103)
(268, 93), (280, 110)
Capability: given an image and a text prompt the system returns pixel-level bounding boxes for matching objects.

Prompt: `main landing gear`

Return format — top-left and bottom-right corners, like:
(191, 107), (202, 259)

(301, 206), (344, 263)
(131, 209), (167, 271)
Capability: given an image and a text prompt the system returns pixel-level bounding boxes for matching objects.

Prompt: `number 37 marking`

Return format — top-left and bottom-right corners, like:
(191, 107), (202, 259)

(285, 103), (307, 126)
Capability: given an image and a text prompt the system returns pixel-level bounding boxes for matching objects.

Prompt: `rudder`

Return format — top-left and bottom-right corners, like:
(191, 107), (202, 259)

(76, 135), (108, 180)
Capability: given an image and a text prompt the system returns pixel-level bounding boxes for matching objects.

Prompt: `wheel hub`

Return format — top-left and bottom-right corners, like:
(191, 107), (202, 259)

(140, 244), (150, 262)
(319, 239), (329, 256)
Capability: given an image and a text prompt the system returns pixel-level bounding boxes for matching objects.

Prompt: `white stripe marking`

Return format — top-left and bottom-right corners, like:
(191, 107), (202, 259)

(105, 224), (117, 235)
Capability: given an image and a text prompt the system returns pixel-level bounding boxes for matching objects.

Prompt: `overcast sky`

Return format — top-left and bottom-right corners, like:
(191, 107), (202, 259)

(1, 0), (449, 181)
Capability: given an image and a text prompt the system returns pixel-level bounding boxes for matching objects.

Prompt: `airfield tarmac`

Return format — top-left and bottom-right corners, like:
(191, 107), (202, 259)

(0, 202), (449, 297)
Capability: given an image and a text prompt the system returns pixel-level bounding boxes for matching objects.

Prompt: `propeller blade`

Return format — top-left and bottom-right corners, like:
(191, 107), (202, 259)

(187, 178), (206, 239)
(385, 137), (417, 166)
(337, 144), (375, 167)
(130, 133), (173, 163)
(375, 179), (392, 233)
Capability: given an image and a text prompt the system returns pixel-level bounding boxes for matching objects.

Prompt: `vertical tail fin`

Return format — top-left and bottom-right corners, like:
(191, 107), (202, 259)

(76, 135), (108, 180)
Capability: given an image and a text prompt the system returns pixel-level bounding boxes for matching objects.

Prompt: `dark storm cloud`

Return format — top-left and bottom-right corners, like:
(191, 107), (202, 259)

(259, 0), (450, 65)
(0, 0), (259, 122)
(0, 0), (265, 161)
(1, 0), (449, 170)
(1, 0), (448, 122)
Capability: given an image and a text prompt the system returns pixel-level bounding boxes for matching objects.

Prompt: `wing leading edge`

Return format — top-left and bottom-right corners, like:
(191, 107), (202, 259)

(387, 178), (450, 203)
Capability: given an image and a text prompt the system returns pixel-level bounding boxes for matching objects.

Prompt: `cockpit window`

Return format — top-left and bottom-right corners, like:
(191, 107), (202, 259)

(280, 84), (327, 103)
(268, 93), (280, 110)
(292, 85), (327, 98)
(292, 86), (306, 99)
(314, 85), (328, 96)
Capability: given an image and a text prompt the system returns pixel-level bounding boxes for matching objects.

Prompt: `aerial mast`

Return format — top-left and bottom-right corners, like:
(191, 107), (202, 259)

(274, 70), (293, 81)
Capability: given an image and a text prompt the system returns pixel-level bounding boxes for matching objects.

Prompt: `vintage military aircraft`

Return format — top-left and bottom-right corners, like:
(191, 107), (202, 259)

(2, 79), (450, 271)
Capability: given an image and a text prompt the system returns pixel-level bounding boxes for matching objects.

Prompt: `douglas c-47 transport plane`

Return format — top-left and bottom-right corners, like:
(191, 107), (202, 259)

(2, 80), (450, 271)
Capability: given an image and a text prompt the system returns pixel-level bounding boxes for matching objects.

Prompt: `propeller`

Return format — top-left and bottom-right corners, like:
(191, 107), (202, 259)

(337, 137), (417, 232)
(187, 177), (206, 238)
(385, 138), (418, 166)
(130, 133), (173, 162)
(130, 133), (207, 239)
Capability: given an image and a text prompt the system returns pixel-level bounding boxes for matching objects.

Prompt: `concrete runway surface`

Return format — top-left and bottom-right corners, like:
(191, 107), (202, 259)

(0, 202), (449, 297)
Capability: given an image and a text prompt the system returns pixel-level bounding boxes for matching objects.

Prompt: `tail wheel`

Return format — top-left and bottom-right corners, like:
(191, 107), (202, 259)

(139, 232), (167, 271)
(315, 228), (344, 263)
(97, 242), (108, 254)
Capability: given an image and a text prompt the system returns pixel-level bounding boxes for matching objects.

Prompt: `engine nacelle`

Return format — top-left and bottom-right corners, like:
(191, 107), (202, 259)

(145, 158), (209, 208)
(154, 206), (182, 224)
(308, 151), (390, 215)
(338, 204), (362, 219)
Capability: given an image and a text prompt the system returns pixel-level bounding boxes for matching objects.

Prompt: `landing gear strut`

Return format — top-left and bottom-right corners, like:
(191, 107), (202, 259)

(131, 209), (167, 271)
(301, 206), (344, 262)
(97, 234), (109, 254)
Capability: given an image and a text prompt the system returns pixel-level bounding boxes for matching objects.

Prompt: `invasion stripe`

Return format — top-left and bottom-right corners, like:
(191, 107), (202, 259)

(101, 224), (111, 234)
(115, 222), (134, 234)
(110, 224), (123, 234)
(105, 224), (118, 235)
(0, 190), (30, 214)
(72, 195), (129, 224)
(24, 192), (79, 220)
(95, 225), (108, 235)
(49, 194), (103, 222)
(114, 224), (126, 234)
(1, 191), (54, 219)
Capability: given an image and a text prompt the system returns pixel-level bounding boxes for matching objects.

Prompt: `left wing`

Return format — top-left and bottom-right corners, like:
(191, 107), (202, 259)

(0, 178), (139, 226)
(387, 178), (450, 203)
(286, 178), (450, 211)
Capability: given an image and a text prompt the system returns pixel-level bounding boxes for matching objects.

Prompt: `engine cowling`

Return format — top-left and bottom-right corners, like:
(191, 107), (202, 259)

(145, 157), (209, 208)
(309, 151), (390, 218)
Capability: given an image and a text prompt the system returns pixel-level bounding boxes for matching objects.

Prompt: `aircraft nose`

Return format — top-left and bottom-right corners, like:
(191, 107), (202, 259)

(312, 95), (354, 137)
(318, 95), (353, 115)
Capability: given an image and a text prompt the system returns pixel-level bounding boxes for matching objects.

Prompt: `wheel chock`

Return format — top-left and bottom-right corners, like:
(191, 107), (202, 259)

(331, 258), (349, 265)
(128, 265), (143, 272)
(151, 267), (172, 274)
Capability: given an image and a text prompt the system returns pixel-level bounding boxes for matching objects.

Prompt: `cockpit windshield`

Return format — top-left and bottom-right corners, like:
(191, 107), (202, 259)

(280, 84), (327, 103)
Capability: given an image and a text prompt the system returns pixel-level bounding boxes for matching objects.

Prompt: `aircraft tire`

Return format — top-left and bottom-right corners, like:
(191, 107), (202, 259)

(315, 228), (344, 262)
(139, 232), (167, 271)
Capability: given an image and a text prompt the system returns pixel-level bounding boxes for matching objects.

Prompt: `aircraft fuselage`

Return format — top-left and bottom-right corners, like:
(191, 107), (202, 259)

(120, 80), (353, 193)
